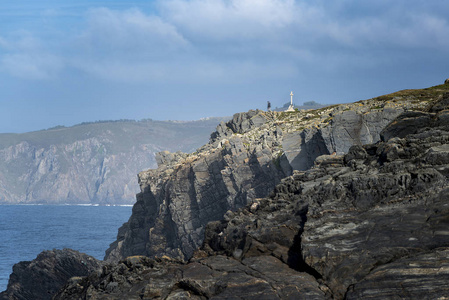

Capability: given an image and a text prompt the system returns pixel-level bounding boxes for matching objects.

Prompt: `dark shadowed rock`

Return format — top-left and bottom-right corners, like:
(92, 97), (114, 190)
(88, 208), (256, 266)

(55, 85), (449, 299)
(54, 255), (325, 300)
(106, 98), (424, 263)
(0, 249), (102, 300)
(429, 91), (449, 112)
(345, 247), (449, 299)
(200, 103), (449, 298)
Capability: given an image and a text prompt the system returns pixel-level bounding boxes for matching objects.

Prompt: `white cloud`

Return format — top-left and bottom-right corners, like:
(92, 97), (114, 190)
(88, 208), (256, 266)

(77, 7), (189, 60)
(157, 0), (449, 52)
(1, 1), (449, 83)
(158, 0), (301, 40)
(1, 53), (63, 80)
(0, 31), (64, 80)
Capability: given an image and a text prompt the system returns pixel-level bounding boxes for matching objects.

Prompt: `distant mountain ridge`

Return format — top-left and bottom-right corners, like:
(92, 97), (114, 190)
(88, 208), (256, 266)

(0, 117), (228, 205)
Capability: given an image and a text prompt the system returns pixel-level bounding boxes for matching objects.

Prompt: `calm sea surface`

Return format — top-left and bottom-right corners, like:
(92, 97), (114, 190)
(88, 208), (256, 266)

(0, 205), (133, 291)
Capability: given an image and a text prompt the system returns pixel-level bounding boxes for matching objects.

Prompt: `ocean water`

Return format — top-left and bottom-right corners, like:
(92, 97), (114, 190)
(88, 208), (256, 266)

(0, 204), (133, 292)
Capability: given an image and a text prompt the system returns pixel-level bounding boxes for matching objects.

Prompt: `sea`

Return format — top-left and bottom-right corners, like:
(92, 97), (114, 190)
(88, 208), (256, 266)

(0, 204), (133, 292)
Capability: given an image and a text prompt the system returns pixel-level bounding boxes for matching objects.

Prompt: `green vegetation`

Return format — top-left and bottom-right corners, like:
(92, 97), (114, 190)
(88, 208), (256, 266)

(371, 83), (449, 103)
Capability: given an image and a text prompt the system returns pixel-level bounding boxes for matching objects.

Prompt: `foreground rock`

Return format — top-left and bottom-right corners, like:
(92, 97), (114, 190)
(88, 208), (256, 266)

(106, 89), (437, 262)
(0, 249), (102, 300)
(54, 255), (325, 299)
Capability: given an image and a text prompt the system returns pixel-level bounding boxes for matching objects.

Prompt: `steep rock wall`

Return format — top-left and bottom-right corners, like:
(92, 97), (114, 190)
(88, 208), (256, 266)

(199, 99), (449, 299)
(106, 97), (429, 262)
(56, 90), (449, 300)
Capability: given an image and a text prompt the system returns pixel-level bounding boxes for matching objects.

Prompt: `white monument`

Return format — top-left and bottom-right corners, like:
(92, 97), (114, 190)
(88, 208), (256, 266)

(285, 91), (295, 112)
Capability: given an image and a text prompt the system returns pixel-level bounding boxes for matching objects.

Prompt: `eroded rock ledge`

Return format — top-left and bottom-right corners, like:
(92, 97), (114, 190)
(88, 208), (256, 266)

(4, 84), (449, 299)
(54, 90), (449, 299)
(105, 93), (433, 263)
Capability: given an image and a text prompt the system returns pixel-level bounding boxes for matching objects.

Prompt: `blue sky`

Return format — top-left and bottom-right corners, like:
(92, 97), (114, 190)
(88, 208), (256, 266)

(1, 0), (449, 133)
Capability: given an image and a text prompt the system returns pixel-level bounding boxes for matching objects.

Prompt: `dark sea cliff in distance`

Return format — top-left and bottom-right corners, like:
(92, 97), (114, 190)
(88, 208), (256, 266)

(0, 204), (132, 291)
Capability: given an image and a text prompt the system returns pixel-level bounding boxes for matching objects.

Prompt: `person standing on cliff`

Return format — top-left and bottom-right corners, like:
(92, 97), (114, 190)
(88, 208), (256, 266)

(267, 101), (271, 111)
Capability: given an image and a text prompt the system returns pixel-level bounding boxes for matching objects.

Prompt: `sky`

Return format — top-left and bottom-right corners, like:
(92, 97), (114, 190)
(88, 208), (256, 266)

(1, 0), (449, 133)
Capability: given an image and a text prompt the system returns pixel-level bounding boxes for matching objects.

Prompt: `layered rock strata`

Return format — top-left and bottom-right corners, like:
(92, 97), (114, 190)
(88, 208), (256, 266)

(54, 255), (325, 299)
(0, 249), (101, 300)
(200, 95), (449, 298)
(106, 91), (433, 262)
(55, 87), (449, 299)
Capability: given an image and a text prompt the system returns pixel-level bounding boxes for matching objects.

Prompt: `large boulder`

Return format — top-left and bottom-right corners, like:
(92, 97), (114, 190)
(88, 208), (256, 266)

(0, 249), (102, 300)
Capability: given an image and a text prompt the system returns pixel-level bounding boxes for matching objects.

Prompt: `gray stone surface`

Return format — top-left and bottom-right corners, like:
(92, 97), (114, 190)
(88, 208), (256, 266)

(57, 96), (449, 299)
(0, 249), (102, 300)
(13, 85), (449, 299)
(106, 99), (428, 263)
(201, 105), (449, 299)
(54, 255), (325, 300)
(345, 248), (449, 299)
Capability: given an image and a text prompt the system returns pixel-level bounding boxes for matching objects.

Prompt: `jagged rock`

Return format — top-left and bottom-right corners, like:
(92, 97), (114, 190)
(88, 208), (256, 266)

(199, 101), (449, 298)
(0, 249), (102, 300)
(345, 247), (449, 299)
(106, 132), (292, 262)
(429, 91), (449, 112)
(55, 84), (449, 299)
(54, 255), (325, 299)
(106, 98), (432, 263)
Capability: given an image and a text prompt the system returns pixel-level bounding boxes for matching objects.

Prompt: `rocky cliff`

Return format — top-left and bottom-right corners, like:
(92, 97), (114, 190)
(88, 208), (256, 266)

(0, 118), (225, 205)
(3, 83), (449, 299)
(105, 86), (434, 262)
(50, 84), (449, 299)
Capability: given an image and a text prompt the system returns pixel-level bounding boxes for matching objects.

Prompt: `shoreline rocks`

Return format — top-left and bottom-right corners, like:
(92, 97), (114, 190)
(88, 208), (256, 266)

(0, 249), (102, 300)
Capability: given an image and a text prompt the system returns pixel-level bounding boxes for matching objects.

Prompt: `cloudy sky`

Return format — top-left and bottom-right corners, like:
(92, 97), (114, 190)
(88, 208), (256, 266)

(1, 0), (448, 133)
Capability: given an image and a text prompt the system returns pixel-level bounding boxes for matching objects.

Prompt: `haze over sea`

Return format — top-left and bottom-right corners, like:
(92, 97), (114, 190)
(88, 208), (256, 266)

(0, 204), (132, 291)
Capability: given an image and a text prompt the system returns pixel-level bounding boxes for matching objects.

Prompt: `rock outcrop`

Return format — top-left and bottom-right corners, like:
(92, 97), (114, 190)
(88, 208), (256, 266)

(0, 118), (225, 205)
(199, 94), (449, 298)
(54, 255), (325, 300)
(0, 249), (102, 300)
(106, 91), (432, 262)
(55, 84), (449, 299)
(5, 83), (449, 299)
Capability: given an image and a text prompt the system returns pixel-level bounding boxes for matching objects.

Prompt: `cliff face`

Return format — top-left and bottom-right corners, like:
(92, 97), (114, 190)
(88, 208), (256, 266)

(200, 93), (449, 299)
(0, 118), (225, 205)
(54, 86), (449, 299)
(105, 91), (431, 262)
